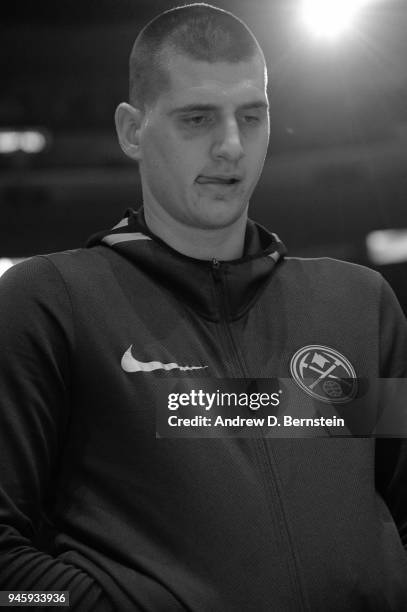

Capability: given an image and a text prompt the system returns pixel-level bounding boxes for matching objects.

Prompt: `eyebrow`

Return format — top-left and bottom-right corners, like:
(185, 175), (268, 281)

(169, 101), (268, 115)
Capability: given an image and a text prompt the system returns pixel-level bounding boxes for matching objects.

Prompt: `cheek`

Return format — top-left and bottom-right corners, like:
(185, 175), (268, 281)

(246, 135), (269, 167)
(144, 132), (183, 174)
(142, 130), (171, 171)
(142, 124), (208, 189)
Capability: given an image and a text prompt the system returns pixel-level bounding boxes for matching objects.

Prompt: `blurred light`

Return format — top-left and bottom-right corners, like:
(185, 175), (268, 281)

(299, 0), (368, 40)
(0, 259), (17, 277)
(0, 132), (20, 154)
(20, 131), (47, 153)
(0, 130), (47, 154)
(366, 230), (407, 265)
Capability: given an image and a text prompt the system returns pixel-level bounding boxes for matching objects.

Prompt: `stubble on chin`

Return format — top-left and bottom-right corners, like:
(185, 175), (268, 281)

(190, 196), (248, 231)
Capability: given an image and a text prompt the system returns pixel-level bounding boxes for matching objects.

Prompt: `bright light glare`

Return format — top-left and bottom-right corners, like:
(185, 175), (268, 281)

(0, 259), (16, 277)
(0, 130), (47, 154)
(366, 230), (407, 265)
(20, 131), (46, 153)
(300, 0), (367, 39)
(0, 132), (20, 154)
(0, 259), (26, 278)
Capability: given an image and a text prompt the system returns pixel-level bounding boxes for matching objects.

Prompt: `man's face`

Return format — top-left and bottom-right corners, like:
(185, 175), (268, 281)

(137, 52), (270, 230)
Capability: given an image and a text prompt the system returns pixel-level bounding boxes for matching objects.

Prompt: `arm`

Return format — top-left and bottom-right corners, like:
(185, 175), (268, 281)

(375, 276), (407, 551)
(0, 256), (112, 610)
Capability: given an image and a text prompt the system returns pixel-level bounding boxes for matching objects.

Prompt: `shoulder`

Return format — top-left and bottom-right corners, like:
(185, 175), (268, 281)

(0, 247), (114, 312)
(4, 246), (115, 290)
(272, 257), (390, 316)
(282, 255), (380, 281)
(0, 254), (67, 303)
(0, 254), (82, 348)
(280, 256), (383, 292)
(40, 245), (113, 279)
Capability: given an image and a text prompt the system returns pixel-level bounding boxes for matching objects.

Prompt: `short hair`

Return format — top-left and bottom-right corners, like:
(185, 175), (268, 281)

(129, 3), (266, 109)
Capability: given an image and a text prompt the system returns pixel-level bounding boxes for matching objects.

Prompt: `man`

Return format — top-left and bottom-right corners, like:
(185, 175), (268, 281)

(0, 4), (406, 611)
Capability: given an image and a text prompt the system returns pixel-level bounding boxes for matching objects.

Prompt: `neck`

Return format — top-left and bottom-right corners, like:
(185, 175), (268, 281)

(144, 206), (247, 261)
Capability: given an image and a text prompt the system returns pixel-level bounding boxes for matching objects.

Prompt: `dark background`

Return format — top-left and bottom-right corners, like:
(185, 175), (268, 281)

(1, 0), (406, 309)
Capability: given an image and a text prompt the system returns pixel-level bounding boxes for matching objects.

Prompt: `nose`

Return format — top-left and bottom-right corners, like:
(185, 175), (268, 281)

(212, 118), (244, 162)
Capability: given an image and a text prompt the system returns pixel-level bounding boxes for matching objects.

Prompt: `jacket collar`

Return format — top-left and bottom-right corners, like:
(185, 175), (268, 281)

(87, 207), (286, 322)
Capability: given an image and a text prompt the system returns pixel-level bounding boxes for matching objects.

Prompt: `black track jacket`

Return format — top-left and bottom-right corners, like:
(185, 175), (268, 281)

(0, 208), (406, 611)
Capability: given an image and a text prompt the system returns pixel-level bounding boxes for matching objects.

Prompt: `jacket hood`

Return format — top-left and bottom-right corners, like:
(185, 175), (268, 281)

(87, 207), (286, 322)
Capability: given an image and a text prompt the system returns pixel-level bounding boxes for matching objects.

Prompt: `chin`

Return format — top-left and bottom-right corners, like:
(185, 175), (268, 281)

(193, 199), (246, 230)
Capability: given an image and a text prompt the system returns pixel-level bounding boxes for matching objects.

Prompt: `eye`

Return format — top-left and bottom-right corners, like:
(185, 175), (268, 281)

(181, 114), (213, 128)
(189, 116), (206, 125)
(238, 107), (268, 126)
(241, 114), (261, 125)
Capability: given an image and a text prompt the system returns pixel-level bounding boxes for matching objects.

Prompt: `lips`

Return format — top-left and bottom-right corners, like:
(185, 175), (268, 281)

(196, 175), (241, 185)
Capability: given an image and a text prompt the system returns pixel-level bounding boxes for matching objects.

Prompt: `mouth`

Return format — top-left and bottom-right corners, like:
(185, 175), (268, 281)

(195, 175), (241, 186)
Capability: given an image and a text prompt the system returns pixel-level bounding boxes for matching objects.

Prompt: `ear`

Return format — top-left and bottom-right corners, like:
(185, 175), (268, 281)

(115, 102), (144, 161)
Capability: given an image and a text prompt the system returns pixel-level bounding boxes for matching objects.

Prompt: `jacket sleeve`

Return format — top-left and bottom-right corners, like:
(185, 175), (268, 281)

(0, 257), (112, 611)
(375, 275), (407, 552)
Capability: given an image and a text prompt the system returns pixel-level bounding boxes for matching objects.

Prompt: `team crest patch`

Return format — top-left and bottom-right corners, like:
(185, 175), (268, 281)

(290, 345), (358, 404)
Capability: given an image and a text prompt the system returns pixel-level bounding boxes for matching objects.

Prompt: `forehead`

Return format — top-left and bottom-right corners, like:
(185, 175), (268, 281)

(157, 53), (267, 110)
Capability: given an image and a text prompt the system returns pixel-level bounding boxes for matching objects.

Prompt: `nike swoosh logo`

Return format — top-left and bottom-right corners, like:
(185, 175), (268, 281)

(121, 345), (208, 373)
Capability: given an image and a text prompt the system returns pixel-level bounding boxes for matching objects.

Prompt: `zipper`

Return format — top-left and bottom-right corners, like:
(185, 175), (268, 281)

(211, 258), (308, 612)
(211, 258), (246, 375)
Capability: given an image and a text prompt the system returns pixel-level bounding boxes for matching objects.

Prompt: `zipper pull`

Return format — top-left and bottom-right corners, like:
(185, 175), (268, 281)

(212, 258), (221, 280)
